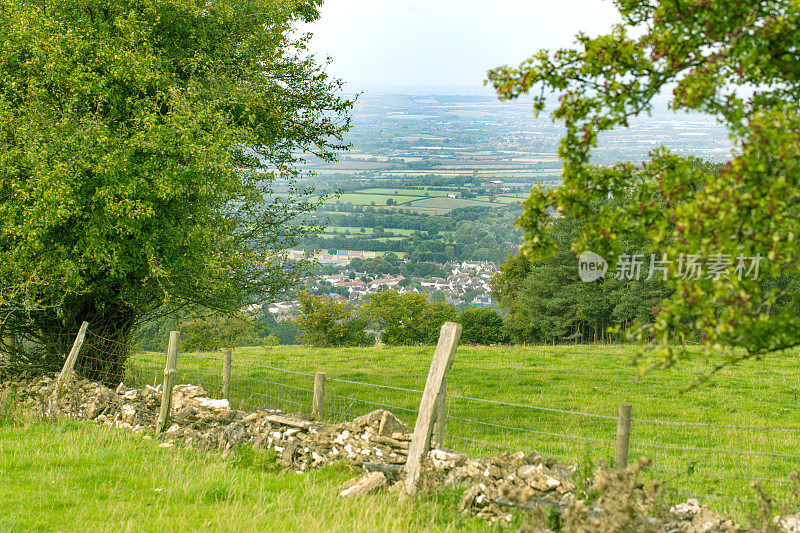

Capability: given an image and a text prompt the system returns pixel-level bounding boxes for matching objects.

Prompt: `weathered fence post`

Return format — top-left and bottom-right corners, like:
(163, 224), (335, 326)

(433, 377), (446, 446)
(403, 322), (462, 496)
(222, 348), (232, 400)
(312, 371), (326, 420)
(155, 331), (179, 435)
(53, 321), (89, 398)
(615, 402), (632, 468)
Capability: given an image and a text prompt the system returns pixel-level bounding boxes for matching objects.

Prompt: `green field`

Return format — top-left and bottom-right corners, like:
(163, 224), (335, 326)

(409, 197), (504, 210)
(0, 419), (491, 532)
(124, 344), (800, 521)
(321, 226), (375, 235)
(323, 193), (422, 206)
(321, 227), (419, 237)
(475, 195), (523, 204)
(357, 188), (454, 197)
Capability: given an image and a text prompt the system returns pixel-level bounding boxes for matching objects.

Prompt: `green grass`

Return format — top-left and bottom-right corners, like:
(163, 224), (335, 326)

(323, 193), (423, 206)
(125, 344), (800, 521)
(408, 197), (504, 210)
(319, 227), (420, 237)
(358, 188), (454, 197)
(489, 195), (531, 204)
(0, 418), (496, 532)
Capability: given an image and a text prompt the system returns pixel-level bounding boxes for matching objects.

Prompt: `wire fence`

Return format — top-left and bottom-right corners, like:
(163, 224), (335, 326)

(71, 329), (800, 520)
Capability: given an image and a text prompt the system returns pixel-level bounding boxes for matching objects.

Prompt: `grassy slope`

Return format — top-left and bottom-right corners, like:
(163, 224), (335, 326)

(124, 344), (800, 520)
(0, 418), (494, 532)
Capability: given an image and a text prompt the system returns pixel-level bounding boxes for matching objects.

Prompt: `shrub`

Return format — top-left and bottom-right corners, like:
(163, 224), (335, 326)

(458, 308), (508, 345)
(295, 291), (373, 347)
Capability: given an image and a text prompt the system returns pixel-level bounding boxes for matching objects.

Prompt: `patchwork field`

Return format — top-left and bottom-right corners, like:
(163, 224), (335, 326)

(410, 197), (504, 210)
(125, 344), (800, 521)
(357, 188), (452, 197)
(323, 193), (423, 206)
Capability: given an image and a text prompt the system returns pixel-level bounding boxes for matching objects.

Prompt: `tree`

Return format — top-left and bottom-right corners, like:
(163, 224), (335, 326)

(295, 291), (372, 347)
(458, 308), (508, 345)
(488, 1), (800, 375)
(366, 289), (455, 345)
(421, 301), (457, 344)
(0, 0), (351, 381)
(492, 213), (670, 344)
(271, 321), (302, 345)
(180, 312), (257, 352)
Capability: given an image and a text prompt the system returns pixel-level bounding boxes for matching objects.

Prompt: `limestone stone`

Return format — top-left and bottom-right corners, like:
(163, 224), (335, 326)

(338, 472), (387, 498)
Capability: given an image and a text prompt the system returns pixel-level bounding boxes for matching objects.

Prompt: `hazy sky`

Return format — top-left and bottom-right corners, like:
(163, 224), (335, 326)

(302, 0), (621, 94)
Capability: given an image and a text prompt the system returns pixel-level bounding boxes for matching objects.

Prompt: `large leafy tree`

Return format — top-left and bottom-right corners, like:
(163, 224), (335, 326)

(0, 0), (351, 379)
(488, 0), (800, 374)
(295, 291), (372, 348)
(366, 289), (456, 345)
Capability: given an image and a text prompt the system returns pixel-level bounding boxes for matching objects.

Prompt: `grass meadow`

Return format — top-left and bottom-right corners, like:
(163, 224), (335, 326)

(122, 343), (800, 522)
(0, 418), (492, 532)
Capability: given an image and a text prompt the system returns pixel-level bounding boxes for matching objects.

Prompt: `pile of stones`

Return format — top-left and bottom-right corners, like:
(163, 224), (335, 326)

(5, 372), (799, 531)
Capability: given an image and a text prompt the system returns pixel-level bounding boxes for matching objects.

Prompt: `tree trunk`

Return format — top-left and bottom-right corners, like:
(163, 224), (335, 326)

(29, 296), (139, 385)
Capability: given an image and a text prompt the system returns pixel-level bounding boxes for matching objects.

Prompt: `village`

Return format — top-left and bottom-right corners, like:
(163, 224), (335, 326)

(266, 255), (497, 320)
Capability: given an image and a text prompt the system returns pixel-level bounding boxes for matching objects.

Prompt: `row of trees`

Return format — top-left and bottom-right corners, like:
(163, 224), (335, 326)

(134, 309), (301, 352)
(295, 290), (507, 347)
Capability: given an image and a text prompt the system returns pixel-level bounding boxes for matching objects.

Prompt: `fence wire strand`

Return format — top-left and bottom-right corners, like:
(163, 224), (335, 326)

(68, 326), (800, 518)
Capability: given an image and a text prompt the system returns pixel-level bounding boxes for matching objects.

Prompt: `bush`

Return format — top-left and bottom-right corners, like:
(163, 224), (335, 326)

(270, 322), (302, 345)
(458, 308), (508, 345)
(367, 290), (456, 345)
(295, 291), (373, 347)
(180, 312), (256, 351)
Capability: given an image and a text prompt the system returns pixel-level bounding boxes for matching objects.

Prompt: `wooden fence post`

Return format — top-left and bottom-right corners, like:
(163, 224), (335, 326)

(433, 377), (446, 447)
(403, 322), (462, 496)
(155, 331), (179, 435)
(615, 402), (632, 468)
(53, 321), (89, 398)
(222, 348), (232, 400)
(312, 371), (326, 420)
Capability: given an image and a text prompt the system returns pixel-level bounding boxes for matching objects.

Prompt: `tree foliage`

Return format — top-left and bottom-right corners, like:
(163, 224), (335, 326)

(366, 290), (456, 345)
(180, 312), (263, 352)
(492, 214), (669, 344)
(488, 0), (800, 373)
(0, 0), (351, 379)
(295, 291), (373, 348)
(458, 307), (508, 345)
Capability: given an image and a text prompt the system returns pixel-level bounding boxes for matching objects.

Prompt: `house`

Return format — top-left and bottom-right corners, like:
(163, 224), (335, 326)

(368, 275), (404, 290)
(471, 295), (493, 307)
(267, 300), (300, 319)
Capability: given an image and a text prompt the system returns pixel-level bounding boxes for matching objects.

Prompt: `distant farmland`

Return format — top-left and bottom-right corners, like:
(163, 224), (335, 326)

(323, 193), (423, 206)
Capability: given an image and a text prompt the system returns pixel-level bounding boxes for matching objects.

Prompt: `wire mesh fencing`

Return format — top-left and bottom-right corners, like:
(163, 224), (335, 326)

(65, 328), (800, 520)
(228, 360), (315, 414)
(324, 377), (422, 429)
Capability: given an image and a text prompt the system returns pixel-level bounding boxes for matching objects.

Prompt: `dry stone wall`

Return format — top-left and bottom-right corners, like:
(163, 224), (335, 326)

(3, 372), (796, 532)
